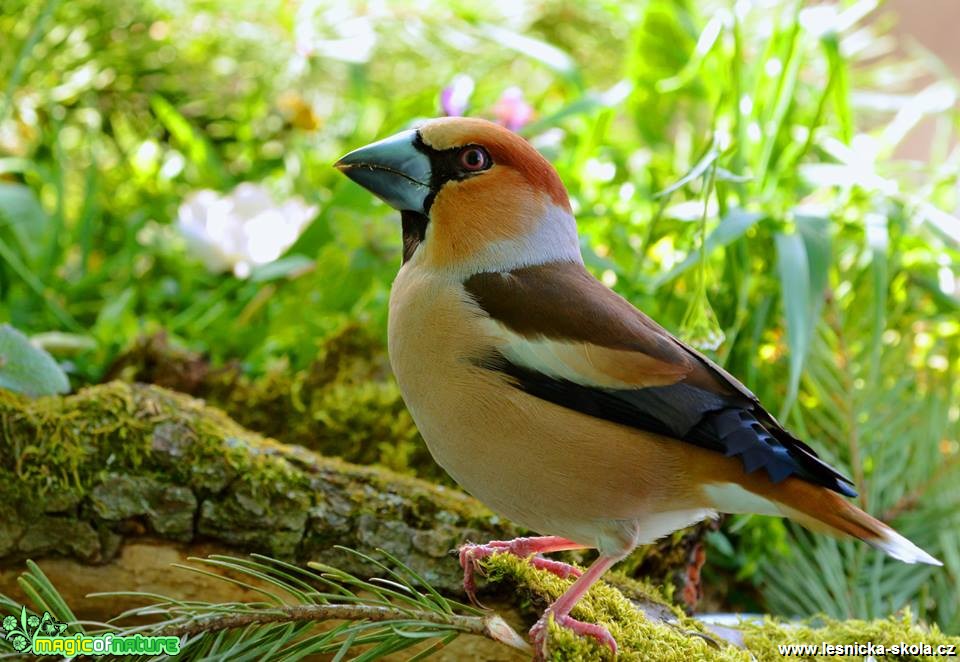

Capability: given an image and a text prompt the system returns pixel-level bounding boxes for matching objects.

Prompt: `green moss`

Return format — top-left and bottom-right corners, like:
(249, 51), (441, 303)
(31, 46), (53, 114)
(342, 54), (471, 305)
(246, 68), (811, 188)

(481, 553), (960, 661)
(0, 381), (314, 561)
(1, 382), (266, 496)
(740, 613), (960, 661)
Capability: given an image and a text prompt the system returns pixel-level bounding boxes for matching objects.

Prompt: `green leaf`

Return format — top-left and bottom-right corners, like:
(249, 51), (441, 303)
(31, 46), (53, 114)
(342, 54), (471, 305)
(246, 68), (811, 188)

(523, 80), (632, 133)
(250, 255), (315, 283)
(149, 95), (228, 186)
(706, 530), (735, 557)
(656, 13), (724, 93)
(28, 332), (97, 357)
(20, 561), (80, 632)
(774, 231), (810, 418)
(479, 24), (581, 86)
(773, 215), (833, 417)
(654, 148), (719, 199)
(714, 167), (752, 184)
(756, 6), (804, 190)
(0, 182), (48, 259)
(822, 34), (852, 143)
(654, 208), (764, 286)
(0, 324), (69, 397)
(0, 236), (81, 332)
(0, 0), (62, 123)
(92, 287), (137, 342)
(0, 157), (36, 176)
(797, 214), (832, 358)
(796, 216), (831, 312)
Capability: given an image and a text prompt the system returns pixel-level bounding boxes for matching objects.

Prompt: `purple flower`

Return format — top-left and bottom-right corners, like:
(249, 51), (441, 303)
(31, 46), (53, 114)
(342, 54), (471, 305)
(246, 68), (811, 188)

(493, 87), (534, 132)
(440, 74), (474, 117)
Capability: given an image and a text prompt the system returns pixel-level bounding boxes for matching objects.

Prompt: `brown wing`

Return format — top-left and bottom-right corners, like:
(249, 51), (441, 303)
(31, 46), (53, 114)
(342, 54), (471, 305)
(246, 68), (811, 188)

(465, 261), (857, 497)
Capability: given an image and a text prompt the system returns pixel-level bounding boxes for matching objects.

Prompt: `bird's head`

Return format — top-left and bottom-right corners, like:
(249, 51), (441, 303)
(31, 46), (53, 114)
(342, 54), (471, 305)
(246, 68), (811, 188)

(335, 117), (581, 275)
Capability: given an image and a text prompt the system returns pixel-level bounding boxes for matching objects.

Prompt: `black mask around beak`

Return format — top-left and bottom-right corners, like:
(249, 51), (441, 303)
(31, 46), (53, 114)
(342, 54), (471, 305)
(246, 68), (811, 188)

(334, 129), (432, 214)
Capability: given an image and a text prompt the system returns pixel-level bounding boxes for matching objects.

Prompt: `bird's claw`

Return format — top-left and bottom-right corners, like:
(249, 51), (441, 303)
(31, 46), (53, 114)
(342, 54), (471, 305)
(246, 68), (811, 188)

(458, 544), (484, 605)
(530, 612), (617, 660)
(458, 540), (583, 605)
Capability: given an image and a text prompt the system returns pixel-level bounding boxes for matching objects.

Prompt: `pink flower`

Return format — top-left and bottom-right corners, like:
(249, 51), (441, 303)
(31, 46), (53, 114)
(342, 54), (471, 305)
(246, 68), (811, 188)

(493, 87), (533, 132)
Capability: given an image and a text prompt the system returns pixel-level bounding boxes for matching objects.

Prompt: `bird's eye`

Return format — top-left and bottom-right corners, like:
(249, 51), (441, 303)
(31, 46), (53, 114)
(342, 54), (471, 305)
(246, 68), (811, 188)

(458, 146), (491, 172)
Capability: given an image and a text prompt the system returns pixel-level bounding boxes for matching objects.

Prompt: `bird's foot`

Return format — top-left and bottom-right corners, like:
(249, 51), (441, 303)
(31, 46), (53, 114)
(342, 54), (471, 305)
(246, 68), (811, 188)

(529, 612), (617, 660)
(458, 538), (583, 604)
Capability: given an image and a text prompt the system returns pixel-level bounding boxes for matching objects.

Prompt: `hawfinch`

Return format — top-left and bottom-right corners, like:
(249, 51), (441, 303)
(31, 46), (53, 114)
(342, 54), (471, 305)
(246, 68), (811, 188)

(336, 117), (939, 657)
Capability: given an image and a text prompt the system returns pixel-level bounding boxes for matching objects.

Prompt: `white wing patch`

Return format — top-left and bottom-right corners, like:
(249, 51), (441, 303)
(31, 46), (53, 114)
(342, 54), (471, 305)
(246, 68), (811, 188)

(482, 320), (688, 390)
(499, 334), (631, 388)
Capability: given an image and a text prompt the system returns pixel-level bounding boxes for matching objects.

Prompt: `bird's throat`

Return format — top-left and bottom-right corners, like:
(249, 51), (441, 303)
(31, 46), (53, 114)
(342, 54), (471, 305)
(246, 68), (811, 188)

(400, 209), (429, 264)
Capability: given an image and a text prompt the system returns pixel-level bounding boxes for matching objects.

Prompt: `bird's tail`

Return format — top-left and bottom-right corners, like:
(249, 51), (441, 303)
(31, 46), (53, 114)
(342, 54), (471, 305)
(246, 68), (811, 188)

(768, 479), (941, 566)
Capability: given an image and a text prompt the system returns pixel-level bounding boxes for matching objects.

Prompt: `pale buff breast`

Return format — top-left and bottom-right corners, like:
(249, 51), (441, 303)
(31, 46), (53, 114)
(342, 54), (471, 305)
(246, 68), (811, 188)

(387, 264), (717, 552)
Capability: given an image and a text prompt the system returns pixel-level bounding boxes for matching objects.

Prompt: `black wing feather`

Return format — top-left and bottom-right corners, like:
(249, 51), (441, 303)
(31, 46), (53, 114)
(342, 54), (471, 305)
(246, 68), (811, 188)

(484, 354), (857, 497)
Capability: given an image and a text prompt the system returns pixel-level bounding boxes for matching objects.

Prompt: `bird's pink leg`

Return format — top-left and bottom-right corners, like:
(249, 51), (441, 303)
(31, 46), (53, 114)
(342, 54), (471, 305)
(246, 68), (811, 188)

(529, 554), (621, 660)
(458, 536), (586, 602)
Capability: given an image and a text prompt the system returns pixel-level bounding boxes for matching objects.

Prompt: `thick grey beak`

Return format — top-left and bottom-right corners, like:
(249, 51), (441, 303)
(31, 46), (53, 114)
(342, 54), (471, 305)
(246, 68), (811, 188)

(334, 129), (432, 213)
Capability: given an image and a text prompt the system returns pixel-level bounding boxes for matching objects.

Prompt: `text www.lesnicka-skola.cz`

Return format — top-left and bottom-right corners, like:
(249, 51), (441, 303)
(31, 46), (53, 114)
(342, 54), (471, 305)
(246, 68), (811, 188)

(778, 641), (957, 657)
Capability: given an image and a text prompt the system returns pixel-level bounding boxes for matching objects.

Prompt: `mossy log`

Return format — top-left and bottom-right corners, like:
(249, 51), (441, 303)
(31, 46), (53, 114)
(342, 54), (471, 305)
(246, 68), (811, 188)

(0, 378), (706, 612)
(0, 381), (516, 604)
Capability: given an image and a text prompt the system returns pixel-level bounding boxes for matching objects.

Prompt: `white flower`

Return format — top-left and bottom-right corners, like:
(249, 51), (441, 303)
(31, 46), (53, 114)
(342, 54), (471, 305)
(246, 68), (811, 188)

(294, 0), (378, 64)
(177, 183), (316, 278)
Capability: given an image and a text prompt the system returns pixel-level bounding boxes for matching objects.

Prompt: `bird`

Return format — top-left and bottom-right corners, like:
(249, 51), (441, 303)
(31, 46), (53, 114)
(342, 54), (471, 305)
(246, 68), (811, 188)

(335, 117), (941, 658)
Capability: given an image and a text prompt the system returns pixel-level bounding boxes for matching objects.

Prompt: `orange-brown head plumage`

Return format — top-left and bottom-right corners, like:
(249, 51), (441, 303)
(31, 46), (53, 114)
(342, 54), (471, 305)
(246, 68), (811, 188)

(416, 118), (573, 272)
(336, 117), (580, 276)
(418, 117), (570, 211)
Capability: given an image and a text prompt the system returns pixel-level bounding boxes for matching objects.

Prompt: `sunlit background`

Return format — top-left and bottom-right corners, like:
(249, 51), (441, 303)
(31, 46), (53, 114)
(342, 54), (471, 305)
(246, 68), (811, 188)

(1, 0), (959, 634)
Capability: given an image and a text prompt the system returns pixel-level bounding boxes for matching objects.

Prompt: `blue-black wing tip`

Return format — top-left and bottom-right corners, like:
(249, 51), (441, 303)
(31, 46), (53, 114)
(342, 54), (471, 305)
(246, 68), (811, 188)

(835, 480), (858, 498)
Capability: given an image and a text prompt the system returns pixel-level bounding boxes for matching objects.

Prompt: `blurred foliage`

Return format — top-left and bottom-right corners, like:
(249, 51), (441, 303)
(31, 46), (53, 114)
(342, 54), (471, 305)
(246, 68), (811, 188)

(1, 0), (959, 633)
